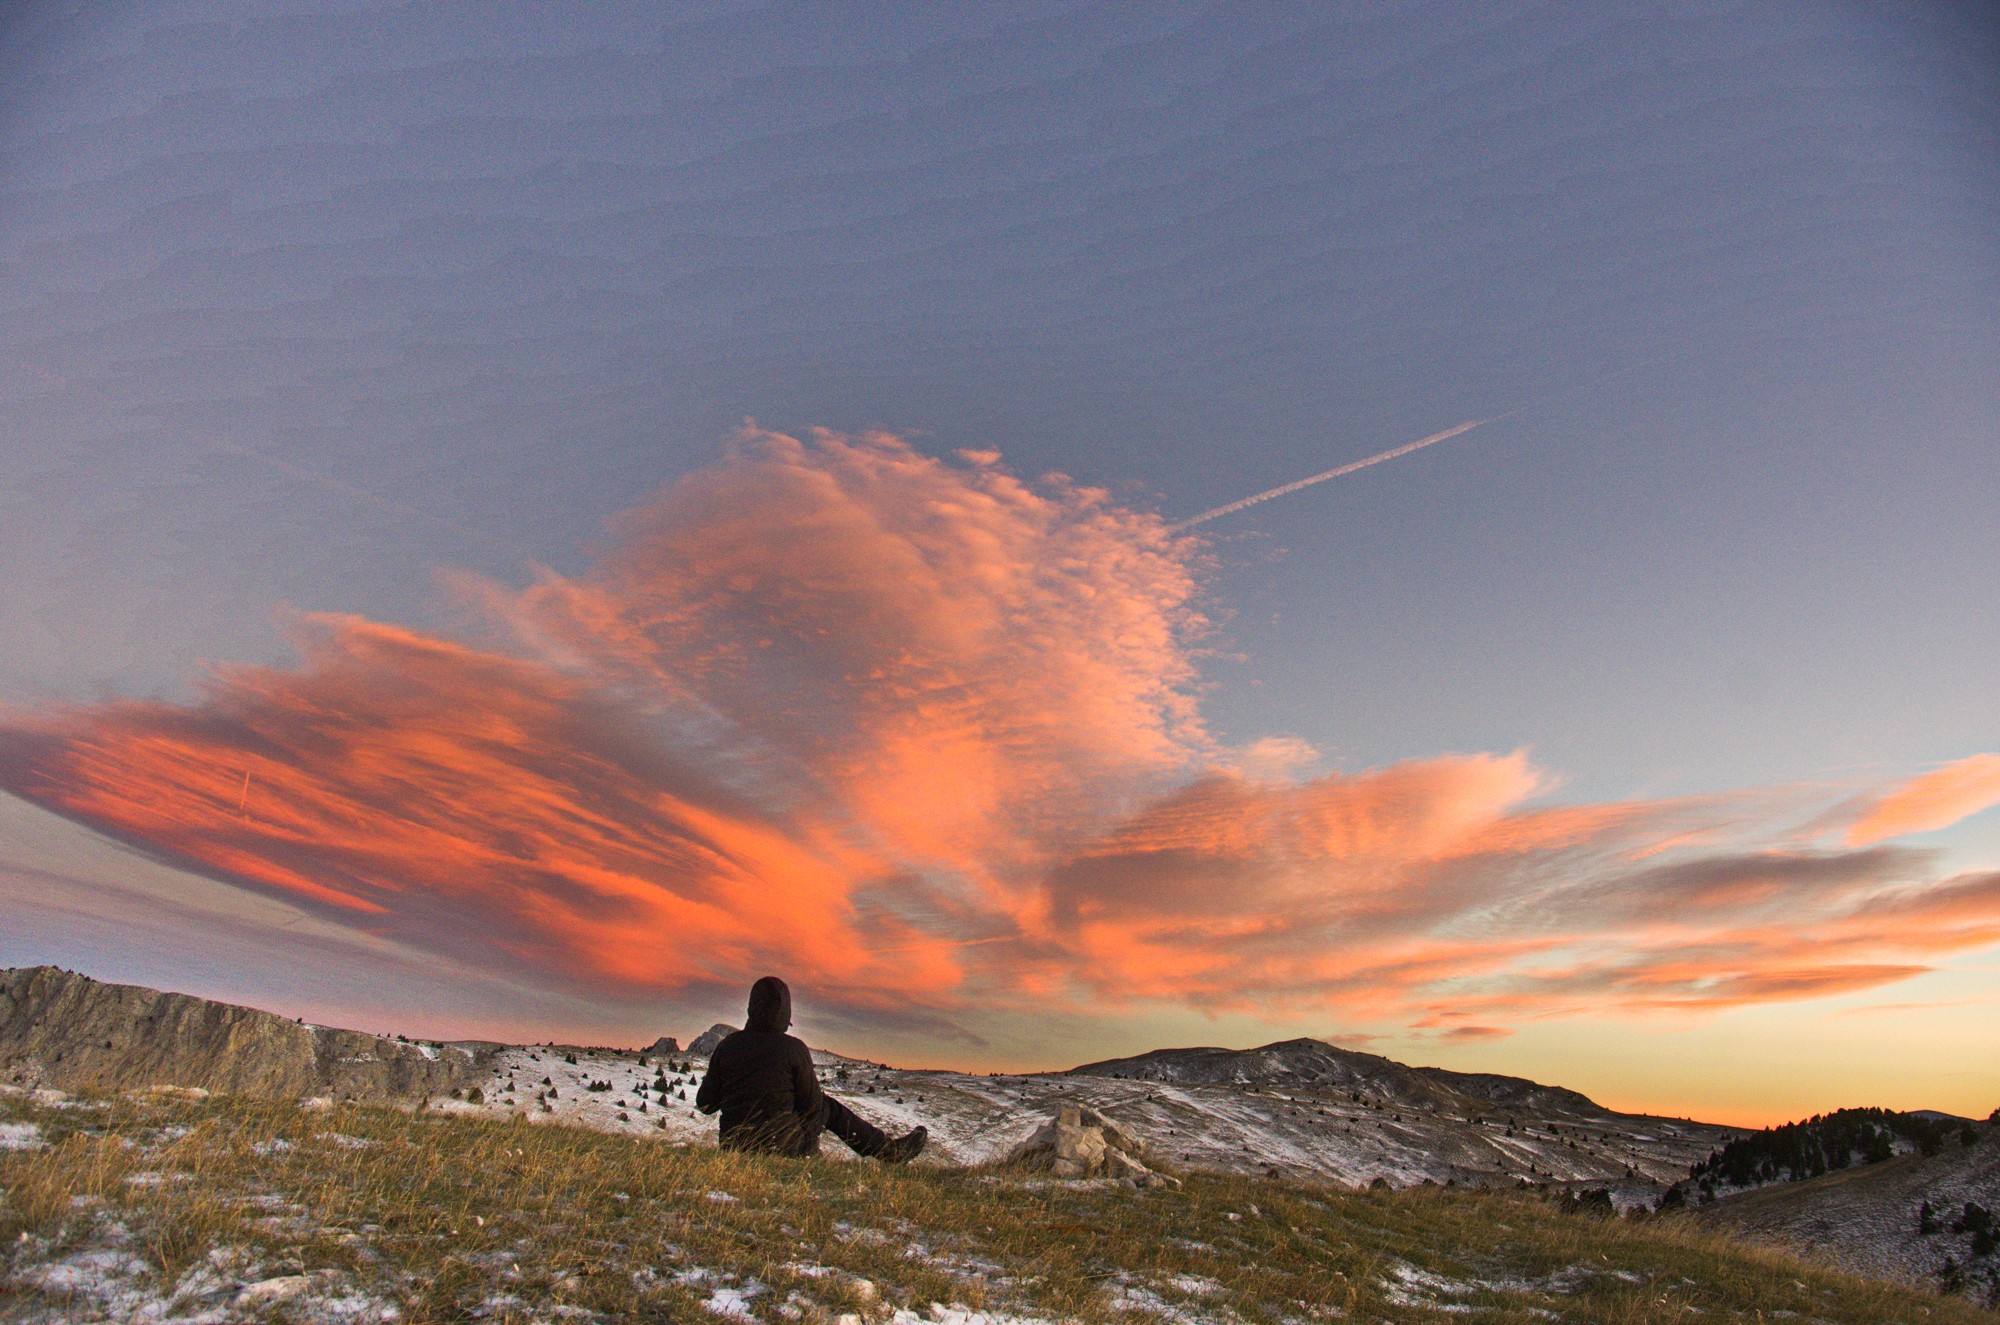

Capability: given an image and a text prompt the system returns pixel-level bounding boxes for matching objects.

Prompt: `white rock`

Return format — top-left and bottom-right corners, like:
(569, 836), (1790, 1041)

(1103, 1148), (1149, 1181)
(1053, 1121), (1107, 1169)
(236, 1274), (312, 1306)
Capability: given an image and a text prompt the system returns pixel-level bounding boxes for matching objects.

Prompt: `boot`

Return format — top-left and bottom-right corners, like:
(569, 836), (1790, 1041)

(879, 1125), (928, 1164)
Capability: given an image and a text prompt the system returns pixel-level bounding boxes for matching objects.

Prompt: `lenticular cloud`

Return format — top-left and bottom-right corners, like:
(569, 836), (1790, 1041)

(2, 428), (1996, 1028)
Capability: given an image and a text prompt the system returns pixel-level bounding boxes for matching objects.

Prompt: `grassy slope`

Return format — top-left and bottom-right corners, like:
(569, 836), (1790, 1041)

(1, 1090), (1992, 1324)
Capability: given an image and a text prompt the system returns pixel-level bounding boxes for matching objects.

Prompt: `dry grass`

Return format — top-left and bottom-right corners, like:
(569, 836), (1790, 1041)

(1, 1088), (1991, 1324)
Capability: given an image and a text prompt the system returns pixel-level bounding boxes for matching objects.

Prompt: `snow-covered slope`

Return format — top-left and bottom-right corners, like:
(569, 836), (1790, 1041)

(442, 1036), (1736, 1196)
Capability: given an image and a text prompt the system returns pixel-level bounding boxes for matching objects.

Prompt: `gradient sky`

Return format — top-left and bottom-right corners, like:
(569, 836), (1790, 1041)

(2, 2), (1997, 1129)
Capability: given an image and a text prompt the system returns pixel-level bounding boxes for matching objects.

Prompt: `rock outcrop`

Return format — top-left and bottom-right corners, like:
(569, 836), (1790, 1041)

(688, 1023), (737, 1055)
(645, 1036), (681, 1056)
(0, 967), (485, 1103)
(1006, 1105), (1179, 1188)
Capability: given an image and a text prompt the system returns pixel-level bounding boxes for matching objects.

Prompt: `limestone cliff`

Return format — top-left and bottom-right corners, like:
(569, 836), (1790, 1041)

(0, 966), (486, 1102)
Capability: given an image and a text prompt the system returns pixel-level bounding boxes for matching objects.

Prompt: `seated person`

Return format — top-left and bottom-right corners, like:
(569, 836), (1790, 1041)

(695, 976), (927, 1162)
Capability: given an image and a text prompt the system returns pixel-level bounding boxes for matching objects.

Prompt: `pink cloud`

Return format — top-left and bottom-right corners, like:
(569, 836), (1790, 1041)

(3, 428), (1998, 1035)
(1846, 754), (2000, 845)
(1437, 1025), (1514, 1042)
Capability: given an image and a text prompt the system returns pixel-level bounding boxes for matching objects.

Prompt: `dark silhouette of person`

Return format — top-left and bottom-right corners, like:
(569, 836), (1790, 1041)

(695, 976), (927, 1162)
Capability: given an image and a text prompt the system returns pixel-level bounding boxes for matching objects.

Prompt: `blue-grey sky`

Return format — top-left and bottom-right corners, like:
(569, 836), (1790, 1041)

(2, 2), (1997, 1123)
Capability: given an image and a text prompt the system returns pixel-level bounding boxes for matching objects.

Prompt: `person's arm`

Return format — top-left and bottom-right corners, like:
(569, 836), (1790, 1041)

(790, 1040), (826, 1119)
(695, 1054), (720, 1115)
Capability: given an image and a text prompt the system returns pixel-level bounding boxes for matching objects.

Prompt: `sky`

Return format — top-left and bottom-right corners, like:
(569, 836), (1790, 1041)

(1, 1), (1997, 1129)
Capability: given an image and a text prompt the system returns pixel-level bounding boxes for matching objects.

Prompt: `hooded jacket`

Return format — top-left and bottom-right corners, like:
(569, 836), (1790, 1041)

(694, 976), (827, 1154)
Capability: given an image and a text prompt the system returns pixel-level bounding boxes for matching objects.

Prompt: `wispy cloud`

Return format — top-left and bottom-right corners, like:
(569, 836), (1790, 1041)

(1845, 754), (2000, 845)
(1436, 1025), (1515, 1042)
(3, 428), (1997, 1034)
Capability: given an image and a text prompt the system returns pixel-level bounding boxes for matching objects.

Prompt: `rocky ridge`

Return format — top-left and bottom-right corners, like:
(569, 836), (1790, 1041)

(1072, 1037), (1598, 1117)
(0, 967), (485, 1103)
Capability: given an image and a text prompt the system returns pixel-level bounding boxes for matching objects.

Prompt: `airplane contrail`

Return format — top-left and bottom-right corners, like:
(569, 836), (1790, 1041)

(1169, 419), (1487, 531)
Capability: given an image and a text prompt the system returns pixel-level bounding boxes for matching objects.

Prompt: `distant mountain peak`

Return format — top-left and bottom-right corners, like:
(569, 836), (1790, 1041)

(1067, 1037), (1605, 1118)
(687, 1023), (737, 1056)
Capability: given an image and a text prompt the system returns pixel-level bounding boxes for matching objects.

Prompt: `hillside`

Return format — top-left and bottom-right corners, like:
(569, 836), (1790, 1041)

(0, 969), (1738, 1196)
(1695, 1114), (2000, 1304)
(0, 967), (484, 1103)
(2, 1088), (1989, 1325)
(447, 1038), (1734, 1197)
(1072, 1040), (1597, 1118)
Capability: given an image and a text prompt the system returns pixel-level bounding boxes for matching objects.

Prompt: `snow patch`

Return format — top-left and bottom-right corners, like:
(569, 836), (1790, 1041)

(703, 1280), (767, 1320)
(1105, 1280), (1225, 1322)
(0, 1121), (45, 1150)
(889, 1305), (1066, 1325)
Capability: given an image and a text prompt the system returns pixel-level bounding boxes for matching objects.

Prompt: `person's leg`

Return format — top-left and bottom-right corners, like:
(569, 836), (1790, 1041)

(819, 1095), (890, 1157)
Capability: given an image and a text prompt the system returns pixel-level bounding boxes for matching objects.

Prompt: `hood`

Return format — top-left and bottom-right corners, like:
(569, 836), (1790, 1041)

(745, 976), (791, 1033)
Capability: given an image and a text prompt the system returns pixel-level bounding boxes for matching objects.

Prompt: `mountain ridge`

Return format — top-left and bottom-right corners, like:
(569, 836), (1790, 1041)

(1067, 1036), (1605, 1118)
(1, 964), (1737, 1197)
(0, 966), (485, 1103)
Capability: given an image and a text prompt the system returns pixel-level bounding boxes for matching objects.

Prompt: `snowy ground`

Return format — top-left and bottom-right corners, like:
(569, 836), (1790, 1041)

(0, 1085), (1971, 1325)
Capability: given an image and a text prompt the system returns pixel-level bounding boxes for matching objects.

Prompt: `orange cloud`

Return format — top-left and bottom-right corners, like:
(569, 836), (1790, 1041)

(2, 428), (1998, 1035)
(0, 617), (960, 1012)
(1846, 753), (2000, 845)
